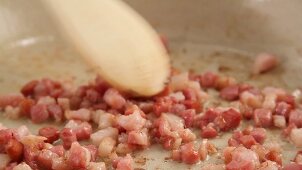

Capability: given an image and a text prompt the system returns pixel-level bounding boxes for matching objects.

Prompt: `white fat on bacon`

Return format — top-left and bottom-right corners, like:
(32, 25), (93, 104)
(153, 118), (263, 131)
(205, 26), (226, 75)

(91, 127), (118, 146)
(13, 162), (33, 170)
(116, 111), (146, 131)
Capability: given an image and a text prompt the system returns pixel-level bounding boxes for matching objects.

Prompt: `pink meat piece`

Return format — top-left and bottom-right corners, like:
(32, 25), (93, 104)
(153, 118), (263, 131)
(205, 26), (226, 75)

(289, 109), (302, 128)
(30, 104), (49, 123)
(116, 154), (133, 170)
(0, 94), (24, 108)
(252, 53), (279, 74)
(65, 108), (91, 122)
(103, 88), (126, 109)
(253, 108), (272, 127)
(220, 85), (240, 101)
(117, 111), (146, 131)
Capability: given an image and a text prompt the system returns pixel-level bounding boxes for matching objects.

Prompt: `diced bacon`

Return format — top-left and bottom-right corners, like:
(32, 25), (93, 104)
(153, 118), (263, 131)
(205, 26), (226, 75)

(115, 143), (135, 155)
(13, 162), (33, 170)
(76, 122), (93, 140)
(5, 139), (23, 162)
(239, 135), (257, 149)
(0, 129), (13, 149)
(38, 127), (59, 144)
(30, 104), (49, 123)
(253, 108), (272, 127)
(85, 89), (101, 103)
(20, 135), (46, 149)
(187, 81), (208, 102)
(171, 149), (181, 162)
(290, 128), (302, 147)
(228, 138), (240, 147)
(201, 126), (218, 139)
(0, 154), (11, 169)
(128, 128), (149, 146)
(201, 164), (225, 170)
(252, 53), (278, 74)
(60, 128), (77, 149)
(262, 86), (286, 97)
(179, 109), (196, 128)
(226, 147), (260, 170)
(265, 150), (282, 165)
(232, 130), (244, 139)
(13, 125), (30, 141)
(47, 104), (63, 122)
(251, 144), (268, 162)
(153, 97), (174, 116)
(65, 120), (93, 141)
(206, 142), (217, 155)
(199, 108), (220, 128)
(117, 111), (146, 131)
(217, 108), (241, 131)
(170, 72), (189, 91)
(257, 160), (279, 170)
(57, 98), (70, 111)
(91, 127), (118, 146)
(215, 76), (237, 90)
(294, 151), (302, 164)
(278, 94), (295, 108)
(264, 142), (281, 154)
(0, 94), (24, 108)
(51, 157), (69, 170)
(49, 145), (65, 157)
(169, 92), (185, 101)
(200, 72), (218, 88)
(66, 142), (91, 169)
(4, 106), (20, 119)
(116, 154), (133, 170)
(250, 128), (266, 144)
(97, 111), (115, 129)
(84, 145), (98, 162)
(98, 137), (116, 157)
(65, 108), (91, 121)
(182, 87), (198, 101)
(180, 128), (196, 143)
(274, 101), (291, 118)
(103, 88), (126, 109)
(289, 109), (302, 128)
(138, 102), (154, 114)
(220, 85), (240, 101)
(36, 149), (58, 170)
(21, 80), (39, 96)
(262, 93), (277, 110)
(65, 119), (79, 129)
(293, 89), (302, 103)
(159, 113), (184, 136)
(242, 125), (253, 135)
(223, 147), (236, 164)
(199, 139), (208, 161)
(240, 91), (263, 108)
(180, 142), (200, 164)
(19, 98), (35, 117)
(37, 96), (56, 105)
(282, 123), (297, 137)
(88, 162), (106, 170)
(273, 115), (286, 128)
(283, 163), (302, 170)
(170, 103), (186, 115)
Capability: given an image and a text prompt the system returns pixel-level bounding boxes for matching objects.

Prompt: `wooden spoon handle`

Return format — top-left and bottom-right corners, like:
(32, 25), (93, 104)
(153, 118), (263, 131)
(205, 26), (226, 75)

(43, 0), (170, 96)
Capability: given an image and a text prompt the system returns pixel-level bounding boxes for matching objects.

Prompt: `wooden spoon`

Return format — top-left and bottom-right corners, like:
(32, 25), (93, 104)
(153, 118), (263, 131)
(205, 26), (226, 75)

(43, 0), (170, 96)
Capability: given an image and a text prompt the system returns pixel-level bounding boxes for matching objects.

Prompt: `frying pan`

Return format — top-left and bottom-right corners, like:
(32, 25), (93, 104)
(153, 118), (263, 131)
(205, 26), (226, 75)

(1, 0), (302, 169)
